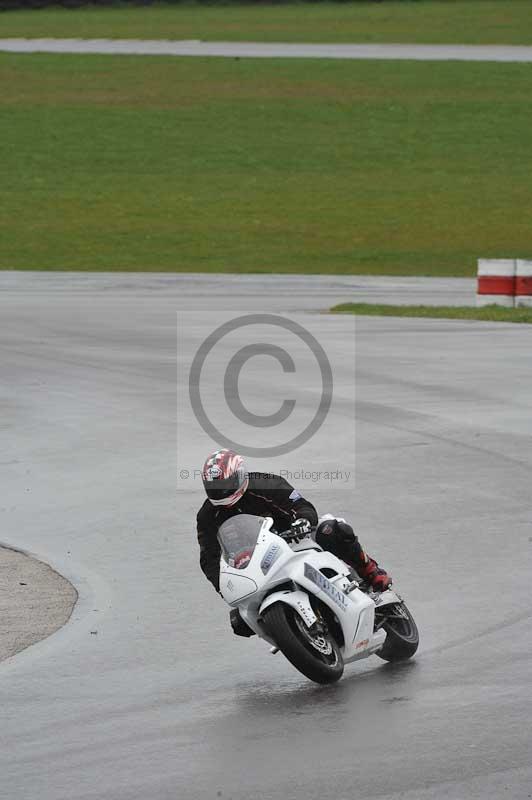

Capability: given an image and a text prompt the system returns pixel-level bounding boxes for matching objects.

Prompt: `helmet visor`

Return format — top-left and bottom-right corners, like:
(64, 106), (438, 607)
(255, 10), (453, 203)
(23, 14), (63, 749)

(203, 471), (242, 502)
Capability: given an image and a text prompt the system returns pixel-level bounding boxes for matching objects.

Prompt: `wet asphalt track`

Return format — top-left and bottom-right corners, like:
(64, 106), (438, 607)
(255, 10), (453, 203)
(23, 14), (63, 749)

(1, 273), (531, 800)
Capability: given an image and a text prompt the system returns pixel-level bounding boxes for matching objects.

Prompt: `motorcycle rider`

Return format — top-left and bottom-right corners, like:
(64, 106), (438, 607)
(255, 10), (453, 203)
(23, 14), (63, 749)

(196, 449), (392, 634)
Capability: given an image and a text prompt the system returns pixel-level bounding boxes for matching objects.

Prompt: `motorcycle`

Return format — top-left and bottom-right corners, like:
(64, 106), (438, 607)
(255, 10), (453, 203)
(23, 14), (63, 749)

(218, 514), (419, 684)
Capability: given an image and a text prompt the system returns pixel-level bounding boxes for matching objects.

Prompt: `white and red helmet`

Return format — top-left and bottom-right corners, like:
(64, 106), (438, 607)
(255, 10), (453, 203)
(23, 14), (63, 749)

(202, 449), (249, 507)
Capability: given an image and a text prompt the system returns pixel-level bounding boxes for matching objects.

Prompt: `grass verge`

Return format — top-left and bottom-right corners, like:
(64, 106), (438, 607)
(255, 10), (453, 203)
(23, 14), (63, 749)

(331, 303), (532, 323)
(1, 54), (531, 273)
(1, 2), (532, 45)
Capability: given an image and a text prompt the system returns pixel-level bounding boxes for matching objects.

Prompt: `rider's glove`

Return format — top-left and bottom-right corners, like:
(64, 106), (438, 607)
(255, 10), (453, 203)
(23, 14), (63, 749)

(281, 518), (312, 544)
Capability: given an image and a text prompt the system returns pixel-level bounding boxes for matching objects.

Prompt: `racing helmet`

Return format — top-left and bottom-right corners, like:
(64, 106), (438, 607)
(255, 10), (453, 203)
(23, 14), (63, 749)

(202, 449), (249, 507)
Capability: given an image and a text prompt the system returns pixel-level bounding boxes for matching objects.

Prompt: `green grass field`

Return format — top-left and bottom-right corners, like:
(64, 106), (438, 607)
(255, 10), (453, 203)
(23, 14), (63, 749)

(331, 302), (532, 322)
(1, 53), (531, 273)
(1, 1), (532, 45)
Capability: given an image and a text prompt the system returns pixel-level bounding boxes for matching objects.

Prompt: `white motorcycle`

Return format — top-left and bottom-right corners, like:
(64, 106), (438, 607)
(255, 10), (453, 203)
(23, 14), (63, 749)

(218, 514), (419, 684)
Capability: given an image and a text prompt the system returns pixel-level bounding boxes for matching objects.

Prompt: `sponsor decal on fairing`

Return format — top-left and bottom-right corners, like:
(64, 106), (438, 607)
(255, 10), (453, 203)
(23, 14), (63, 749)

(304, 563), (350, 612)
(260, 543), (282, 574)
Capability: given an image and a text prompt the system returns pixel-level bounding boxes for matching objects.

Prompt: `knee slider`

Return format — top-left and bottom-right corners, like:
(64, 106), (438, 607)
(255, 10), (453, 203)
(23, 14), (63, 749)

(230, 608), (255, 638)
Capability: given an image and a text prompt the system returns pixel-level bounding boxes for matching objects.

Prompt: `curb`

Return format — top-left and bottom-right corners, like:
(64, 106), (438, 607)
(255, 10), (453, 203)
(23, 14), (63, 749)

(476, 259), (532, 307)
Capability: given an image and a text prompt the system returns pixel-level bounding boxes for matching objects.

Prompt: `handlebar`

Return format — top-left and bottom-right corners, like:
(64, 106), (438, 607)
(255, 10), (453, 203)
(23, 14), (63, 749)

(277, 526), (316, 544)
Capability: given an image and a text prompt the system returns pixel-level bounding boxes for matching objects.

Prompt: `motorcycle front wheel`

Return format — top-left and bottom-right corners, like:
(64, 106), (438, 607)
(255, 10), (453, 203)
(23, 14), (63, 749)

(263, 602), (344, 684)
(375, 602), (419, 662)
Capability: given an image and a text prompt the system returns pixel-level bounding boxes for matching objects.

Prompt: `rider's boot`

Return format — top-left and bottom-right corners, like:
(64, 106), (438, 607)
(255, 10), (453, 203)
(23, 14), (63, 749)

(354, 551), (392, 591)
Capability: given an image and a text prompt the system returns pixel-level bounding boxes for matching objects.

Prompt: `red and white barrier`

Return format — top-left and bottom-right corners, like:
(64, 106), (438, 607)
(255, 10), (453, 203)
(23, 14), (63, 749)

(476, 259), (516, 307)
(515, 260), (532, 307)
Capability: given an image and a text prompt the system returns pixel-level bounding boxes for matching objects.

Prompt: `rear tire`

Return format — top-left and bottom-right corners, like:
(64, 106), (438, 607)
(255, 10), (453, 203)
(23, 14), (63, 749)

(376, 602), (419, 662)
(263, 602), (344, 684)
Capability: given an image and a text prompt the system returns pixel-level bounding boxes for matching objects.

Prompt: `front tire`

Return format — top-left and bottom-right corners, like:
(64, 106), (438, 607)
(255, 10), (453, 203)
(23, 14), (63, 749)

(376, 602), (419, 662)
(263, 602), (344, 684)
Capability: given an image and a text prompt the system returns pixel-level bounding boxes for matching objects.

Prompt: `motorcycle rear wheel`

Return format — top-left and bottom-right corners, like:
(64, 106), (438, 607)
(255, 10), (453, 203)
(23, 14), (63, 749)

(264, 602), (344, 684)
(376, 602), (419, 662)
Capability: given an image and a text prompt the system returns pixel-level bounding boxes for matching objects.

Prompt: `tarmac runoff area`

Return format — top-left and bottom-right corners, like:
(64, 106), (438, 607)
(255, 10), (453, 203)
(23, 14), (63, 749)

(1, 272), (532, 800)
(0, 545), (77, 663)
(1, 39), (532, 62)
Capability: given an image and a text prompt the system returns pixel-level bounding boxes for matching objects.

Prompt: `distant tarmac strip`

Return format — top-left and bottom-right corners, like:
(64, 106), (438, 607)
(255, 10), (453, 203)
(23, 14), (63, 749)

(1, 39), (532, 62)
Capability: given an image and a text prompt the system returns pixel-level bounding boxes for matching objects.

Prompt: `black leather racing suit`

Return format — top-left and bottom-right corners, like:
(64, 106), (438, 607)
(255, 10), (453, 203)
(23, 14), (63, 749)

(196, 472), (318, 592)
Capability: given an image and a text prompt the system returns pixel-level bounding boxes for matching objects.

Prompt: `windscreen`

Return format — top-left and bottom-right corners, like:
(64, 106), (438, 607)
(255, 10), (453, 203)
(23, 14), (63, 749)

(217, 514), (265, 570)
